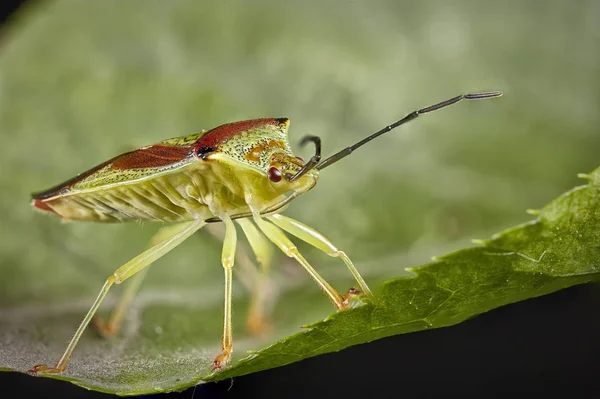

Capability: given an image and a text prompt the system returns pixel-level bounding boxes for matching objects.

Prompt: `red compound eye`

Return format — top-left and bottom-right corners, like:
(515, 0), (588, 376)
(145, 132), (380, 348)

(268, 166), (282, 183)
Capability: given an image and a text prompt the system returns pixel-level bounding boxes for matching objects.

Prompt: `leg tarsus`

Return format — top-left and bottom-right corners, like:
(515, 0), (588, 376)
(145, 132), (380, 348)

(212, 348), (232, 371)
(246, 311), (272, 337)
(28, 364), (64, 375)
(341, 287), (360, 308)
(91, 315), (117, 338)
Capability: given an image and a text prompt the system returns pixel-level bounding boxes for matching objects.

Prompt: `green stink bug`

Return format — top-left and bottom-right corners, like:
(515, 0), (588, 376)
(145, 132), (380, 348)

(29, 91), (502, 374)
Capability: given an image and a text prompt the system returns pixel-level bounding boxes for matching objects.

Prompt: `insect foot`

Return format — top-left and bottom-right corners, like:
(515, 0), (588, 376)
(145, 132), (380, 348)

(92, 315), (117, 338)
(341, 287), (361, 309)
(28, 364), (64, 375)
(246, 313), (272, 337)
(212, 349), (232, 371)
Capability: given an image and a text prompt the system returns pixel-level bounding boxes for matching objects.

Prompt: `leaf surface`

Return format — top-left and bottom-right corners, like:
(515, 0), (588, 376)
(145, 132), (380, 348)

(0, 0), (599, 396)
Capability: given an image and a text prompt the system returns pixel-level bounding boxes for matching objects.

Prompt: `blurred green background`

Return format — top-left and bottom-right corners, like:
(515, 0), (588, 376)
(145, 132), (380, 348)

(0, 0), (598, 391)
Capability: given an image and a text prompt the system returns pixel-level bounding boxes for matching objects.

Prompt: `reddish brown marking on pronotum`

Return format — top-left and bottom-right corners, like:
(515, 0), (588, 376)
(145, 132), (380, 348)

(195, 118), (288, 156)
(111, 145), (193, 170)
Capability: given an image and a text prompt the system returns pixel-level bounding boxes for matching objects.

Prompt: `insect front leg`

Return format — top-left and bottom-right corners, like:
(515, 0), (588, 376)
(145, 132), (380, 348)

(236, 218), (275, 336)
(213, 215), (237, 370)
(92, 223), (191, 337)
(268, 214), (373, 302)
(252, 214), (347, 310)
(29, 219), (206, 375)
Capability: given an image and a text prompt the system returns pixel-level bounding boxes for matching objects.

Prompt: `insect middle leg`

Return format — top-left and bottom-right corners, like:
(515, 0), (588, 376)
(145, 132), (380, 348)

(213, 215), (237, 370)
(268, 214), (373, 300)
(29, 219), (206, 375)
(92, 223), (187, 337)
(236, 218), (274, 336)
(252, 214), (347, 310)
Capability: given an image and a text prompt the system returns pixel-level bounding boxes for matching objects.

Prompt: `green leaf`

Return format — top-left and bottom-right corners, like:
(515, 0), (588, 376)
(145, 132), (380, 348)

(4, 170), (600, 395)
(211, 168), (600, 382)
(1, 0), (599, 396)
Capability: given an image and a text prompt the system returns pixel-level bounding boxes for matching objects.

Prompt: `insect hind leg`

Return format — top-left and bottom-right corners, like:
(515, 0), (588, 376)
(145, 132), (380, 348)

(268, 214), (373, 299)
(92, 269), (147, 337)
(29, 219), (206, 375)
(92, 223), (189, 337)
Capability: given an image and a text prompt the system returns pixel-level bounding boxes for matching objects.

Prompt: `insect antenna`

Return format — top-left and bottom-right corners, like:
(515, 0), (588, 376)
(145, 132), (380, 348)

(289, 136), (322, 182)
(315, 91), (503, 171)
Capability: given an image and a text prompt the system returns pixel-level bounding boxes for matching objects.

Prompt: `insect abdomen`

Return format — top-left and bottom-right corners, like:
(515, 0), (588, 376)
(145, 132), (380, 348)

(33, 167), (219, 223)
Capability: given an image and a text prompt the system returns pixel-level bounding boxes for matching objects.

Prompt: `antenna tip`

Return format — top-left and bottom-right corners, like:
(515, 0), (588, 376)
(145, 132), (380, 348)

(465, 91), (504, 100)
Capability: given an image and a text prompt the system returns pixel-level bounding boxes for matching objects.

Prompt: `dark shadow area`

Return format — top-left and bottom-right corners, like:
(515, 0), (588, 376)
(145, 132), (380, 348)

(0, 0), (27, 27)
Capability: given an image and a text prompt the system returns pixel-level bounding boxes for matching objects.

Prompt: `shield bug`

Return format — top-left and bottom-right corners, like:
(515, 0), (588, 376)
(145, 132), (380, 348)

(29, 91), (502, 374)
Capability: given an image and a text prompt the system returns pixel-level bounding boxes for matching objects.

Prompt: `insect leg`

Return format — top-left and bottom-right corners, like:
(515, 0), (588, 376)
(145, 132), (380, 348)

(213, 216), (237, 370)
(29, 219), (206, 375)
(236, 218), (274, 336)
(205, 222), (274, 336)
(92, 268), (148, 337)
(252, 214), (347, 310)
(92, 223), (189, 337)
(268, 214), (373, 299)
